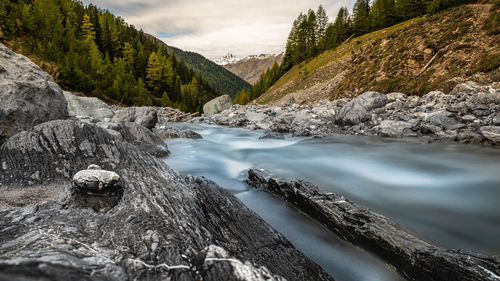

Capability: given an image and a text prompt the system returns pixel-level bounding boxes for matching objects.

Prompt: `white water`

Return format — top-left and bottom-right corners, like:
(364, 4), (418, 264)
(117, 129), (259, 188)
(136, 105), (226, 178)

(164, 123), (500, 281)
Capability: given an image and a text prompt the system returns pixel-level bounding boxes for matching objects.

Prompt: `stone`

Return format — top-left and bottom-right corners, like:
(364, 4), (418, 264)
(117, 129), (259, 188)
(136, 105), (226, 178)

(246, 169), (500, 281)
(386, 92), (407, 102)
(480, 126), (500, 143)
(116, 122), (170, 157)
(259, 131), (285, 140)
(336, 91), (387, 125)
(63, 91), (114, 120)
(180, 129), (203, 139)
(0, 43), (68, 143)
(153, 125), (181, 139)
(73, 168), (120, 191)
(374, 120), (415, 137)
(112, 107), (158, 130)
(203, 95), (233, 116)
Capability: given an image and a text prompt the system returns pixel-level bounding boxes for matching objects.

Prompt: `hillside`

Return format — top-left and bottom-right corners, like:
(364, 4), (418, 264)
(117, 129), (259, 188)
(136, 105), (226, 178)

(0, 0), (221, 112)
(224, 54), (284, 84)
(147, 40), (251, 97)
(256, 4), (500, 105)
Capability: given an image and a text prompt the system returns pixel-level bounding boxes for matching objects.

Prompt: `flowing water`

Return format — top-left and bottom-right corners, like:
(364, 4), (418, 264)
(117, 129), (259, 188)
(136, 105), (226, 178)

(164, 123), (500, 281)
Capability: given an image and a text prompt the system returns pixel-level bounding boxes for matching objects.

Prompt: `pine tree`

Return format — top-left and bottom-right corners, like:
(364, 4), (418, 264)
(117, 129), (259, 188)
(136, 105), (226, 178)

(352, 0), (371, 36)
(146, 52), (162, 94)
(316, 5), (329, 40)
(371, 0), (396, 30)
(395, 0), (425, 21)
(82, 13), (96, 41)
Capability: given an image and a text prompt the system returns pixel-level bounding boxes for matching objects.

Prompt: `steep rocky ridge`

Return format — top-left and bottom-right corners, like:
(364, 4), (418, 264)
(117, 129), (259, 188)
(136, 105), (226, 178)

(257, 4), (500, 105)
(224, 54), (284, 84)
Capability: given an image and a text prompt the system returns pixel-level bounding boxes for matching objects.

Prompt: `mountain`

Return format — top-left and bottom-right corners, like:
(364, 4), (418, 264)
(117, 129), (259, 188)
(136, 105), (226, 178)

(214, 53), (241, 65)
(165, 47), (251, 97)
(223, 54), (284, 84)
(0, 0), (230, 112)
(256, 4), (500, 105)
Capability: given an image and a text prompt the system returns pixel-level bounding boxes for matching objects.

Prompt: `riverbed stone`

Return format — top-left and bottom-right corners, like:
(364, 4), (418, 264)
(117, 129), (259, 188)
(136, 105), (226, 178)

(112, 107), (158, 130)
(73, 166), (120, 191)
(480, 126), (500, 143)
(64, 91), (114, 120)
(203, 95), (233, 116)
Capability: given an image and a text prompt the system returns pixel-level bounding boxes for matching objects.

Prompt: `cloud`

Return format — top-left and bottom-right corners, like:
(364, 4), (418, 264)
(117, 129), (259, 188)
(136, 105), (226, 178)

(82, 0), (354, 59)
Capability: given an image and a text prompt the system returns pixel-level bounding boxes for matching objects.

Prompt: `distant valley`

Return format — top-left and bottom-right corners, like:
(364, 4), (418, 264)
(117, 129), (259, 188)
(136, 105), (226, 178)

(214, 53), (283, 84)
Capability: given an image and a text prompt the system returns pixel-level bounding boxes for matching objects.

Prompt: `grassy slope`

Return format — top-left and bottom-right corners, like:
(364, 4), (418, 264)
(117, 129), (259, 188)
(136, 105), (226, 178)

(257, 4), (500, 105)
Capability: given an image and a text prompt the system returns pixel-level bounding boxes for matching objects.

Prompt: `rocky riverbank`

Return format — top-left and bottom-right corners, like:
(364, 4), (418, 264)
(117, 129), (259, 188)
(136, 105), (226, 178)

(190, 82), (500, 145)
(0, 42), (333, 281)
(246, 169), (500, 281)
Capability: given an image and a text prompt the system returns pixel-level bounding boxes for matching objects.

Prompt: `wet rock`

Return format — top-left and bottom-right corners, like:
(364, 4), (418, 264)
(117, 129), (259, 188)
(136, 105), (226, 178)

(203, 95), (233, 116)
(0, 43), (68, 143)
(247, 169), (500, 281)
(73, 166), (120, 191)
(153, 125), (181, 139)
(259, 131), (285, 140)
(63, 91), (114, 120)
(112, 107), (158, 130)
(373, 120), (415, 137)
(0, 120), (333, 281)
(480, 126), (500, 143)
(180, 129), (203, 139)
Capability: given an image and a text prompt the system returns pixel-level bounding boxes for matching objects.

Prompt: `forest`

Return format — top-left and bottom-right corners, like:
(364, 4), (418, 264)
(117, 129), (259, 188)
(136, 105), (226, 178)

(0, 0), (220, 112)
(233, 0), (473, 104)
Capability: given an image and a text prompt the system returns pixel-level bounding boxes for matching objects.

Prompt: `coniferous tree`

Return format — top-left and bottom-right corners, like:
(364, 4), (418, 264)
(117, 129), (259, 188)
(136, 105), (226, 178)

(352, 0), (371, 36)
(316, 5), (329, 40)
(371, 0), (396, 30)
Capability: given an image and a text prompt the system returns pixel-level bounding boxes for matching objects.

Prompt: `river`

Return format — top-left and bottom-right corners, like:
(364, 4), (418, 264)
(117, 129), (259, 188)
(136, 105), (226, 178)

(164, 122), (500, 281)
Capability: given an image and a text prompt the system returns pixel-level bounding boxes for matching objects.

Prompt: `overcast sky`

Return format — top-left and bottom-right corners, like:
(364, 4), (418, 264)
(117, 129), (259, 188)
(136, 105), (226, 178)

(81, 0), (354, 59)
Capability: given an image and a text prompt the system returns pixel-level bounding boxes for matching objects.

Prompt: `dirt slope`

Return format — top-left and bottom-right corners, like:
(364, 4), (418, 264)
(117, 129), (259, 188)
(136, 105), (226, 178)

(224, 54), (283, 84)
(257, 4), (500, 105)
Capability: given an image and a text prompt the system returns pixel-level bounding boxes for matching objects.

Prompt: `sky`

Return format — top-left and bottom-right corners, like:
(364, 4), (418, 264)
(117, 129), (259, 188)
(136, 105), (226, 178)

(81, 0), (354, 60)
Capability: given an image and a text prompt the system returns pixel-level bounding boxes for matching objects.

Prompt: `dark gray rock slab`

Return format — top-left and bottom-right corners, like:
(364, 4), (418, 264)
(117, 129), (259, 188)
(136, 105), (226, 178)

(336, 91), (387, 126)
(0, 120), (333, 281)
(0, 43), (68, 144)
(246, 169), (500, 281)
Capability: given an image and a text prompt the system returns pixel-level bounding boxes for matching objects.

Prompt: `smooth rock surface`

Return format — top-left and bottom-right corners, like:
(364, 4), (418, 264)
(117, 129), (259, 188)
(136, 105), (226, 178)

(480, 126), (500, 143)
(246, 169), (500, 281)
(112, 107), (158, 129)
(0, 43), (67, 143)
(203, 95), (233, 116)
(63, 91), (114, 120)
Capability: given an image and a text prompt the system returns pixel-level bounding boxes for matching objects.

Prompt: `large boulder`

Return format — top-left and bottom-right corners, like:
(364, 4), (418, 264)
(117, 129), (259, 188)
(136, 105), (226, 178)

(115, 121), (170, 157)
(63, 91), (114, 120)
(0, 43), (67, 143)
(336, 91), (387, 126)
(480, 126), (500, 143)
(112, 107), (158, 129)
(203, 95), (233, 116)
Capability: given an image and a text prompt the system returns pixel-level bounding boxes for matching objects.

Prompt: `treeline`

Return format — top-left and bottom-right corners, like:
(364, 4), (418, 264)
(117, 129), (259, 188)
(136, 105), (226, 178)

(234, 0), (473, 105)
(0, 0), (218, 112)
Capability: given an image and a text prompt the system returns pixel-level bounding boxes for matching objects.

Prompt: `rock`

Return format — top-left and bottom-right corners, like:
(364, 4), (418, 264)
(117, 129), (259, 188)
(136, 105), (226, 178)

(0, 120), (332, 281)
(180, 129), (203, 139)
(112, 107), (158, 130)
(386, 92), (407, 102)
(259, 131), (285, 140)
(153, 125), (181, 139)
(246, 111), (267, 122)
(480, 126), (500, 143)
(73, 167), (120, 191)
(428, 115), (464, 130)
(246, 169), (500, 281)
(203, 95), (233, 116)
(336, 91), (387, 125)
(0, 43), (68, 143)
(116, 122), (170, 157)
(63, 91), (114, 120)
(374, 120), (415, 137)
